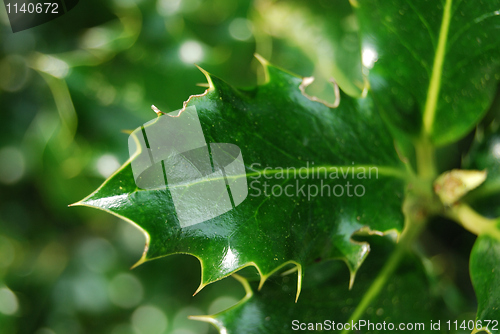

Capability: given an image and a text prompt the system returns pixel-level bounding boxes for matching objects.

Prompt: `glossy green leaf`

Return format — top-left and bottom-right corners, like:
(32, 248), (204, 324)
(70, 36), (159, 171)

(462, 125), (500, 333)
(192, 237), (451, 334)
(356, 0), (500, 145)
(75, 61), (407, 296)
(463, 123), (500, 218)
(256, 0), (364, 97)
(470, 234), (500, 334)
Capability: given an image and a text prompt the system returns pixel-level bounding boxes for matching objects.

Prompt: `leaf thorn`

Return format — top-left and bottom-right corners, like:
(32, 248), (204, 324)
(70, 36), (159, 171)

(151, 105), (166, 116)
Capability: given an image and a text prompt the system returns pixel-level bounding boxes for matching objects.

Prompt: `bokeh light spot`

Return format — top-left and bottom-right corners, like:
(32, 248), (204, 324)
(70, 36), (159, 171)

(207, 295), (239, 315)
(73, 273), (109, 312)
(0, 287), (19, 315)
(179, 41), (204, 64)
(132, 305), (168, 334)
(79, 238), (117, 273)
(108, 273), (144, 308)
(229, 18), (253, 41)
(493, 140), (500, 159)
(362, 46), (378, 69)
(157, 0), (182, 16)
(0, 146), (25, 184)
(96, 154), (121, 178)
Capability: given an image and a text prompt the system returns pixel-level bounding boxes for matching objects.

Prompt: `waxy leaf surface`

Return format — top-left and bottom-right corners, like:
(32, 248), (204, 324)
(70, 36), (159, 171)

(356, 0), (500, 145)
(463, 123), (500, 218)
(470, 234), (500, 334)
(77, 63), (407, 294)
(464, 124), (500, 330)
(193, 238), (451, 334)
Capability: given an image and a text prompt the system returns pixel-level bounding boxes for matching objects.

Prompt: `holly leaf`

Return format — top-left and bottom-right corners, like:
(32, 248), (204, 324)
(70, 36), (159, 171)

(191, 237), (451, 334)
(470, 234), (500, 334)
(463, 123), (500, 218)
(356, 0), (500, 145)
(463, 123), (500, 332)
(73, 59), (407, 298)
(256, 0), (364, 97)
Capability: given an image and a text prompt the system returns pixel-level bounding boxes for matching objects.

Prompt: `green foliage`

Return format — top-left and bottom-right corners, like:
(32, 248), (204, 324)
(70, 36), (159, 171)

(76, 0), (500, 333)
(77, 0), (500, 333)
(195, 237), (452, 334)
(357, 0), (500, 145)
(2, 0), (500, 333)
(76, 63), (407, 296)
(254, 0), (364, 97)
(470, 235), (500, 333)
(463, 122), (500, 218)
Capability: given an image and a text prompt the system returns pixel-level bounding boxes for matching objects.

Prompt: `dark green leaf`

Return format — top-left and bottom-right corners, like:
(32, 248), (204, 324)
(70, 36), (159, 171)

(256, 0), (364, 97)
(463, 123), (500, 218)
(356, 0), (500, 145)
(192, 237), (451, 334)
(470, 234), (500, 334)
(461, 129), (500, 331)
(75, 62), (407, 295)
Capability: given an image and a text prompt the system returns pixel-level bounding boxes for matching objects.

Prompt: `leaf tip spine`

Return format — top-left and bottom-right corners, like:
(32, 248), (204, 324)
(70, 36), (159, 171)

(195, 64), (215, 91)
(254, 53), (270, 83)
(193, 282), (208, 296)
(295, 264), (303, 303)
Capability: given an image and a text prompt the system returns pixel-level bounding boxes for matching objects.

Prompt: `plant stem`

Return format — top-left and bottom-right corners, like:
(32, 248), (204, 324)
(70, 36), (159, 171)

(340, 214), (426, 334)
(446, 203), (500, 241)
(415, 138), (437, 181)
(422, 0), (453, 135)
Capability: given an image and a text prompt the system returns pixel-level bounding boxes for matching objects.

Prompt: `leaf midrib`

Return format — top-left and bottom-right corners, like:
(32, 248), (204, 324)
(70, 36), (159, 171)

(422, 0), (453, 136)
(156, 164), (408, 191)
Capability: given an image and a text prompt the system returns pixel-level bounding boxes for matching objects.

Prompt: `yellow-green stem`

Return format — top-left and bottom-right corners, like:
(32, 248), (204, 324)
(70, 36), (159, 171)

(422, 0), (453, 135)
(415, 139), (437, 181)
(446, 204), (500, 241)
